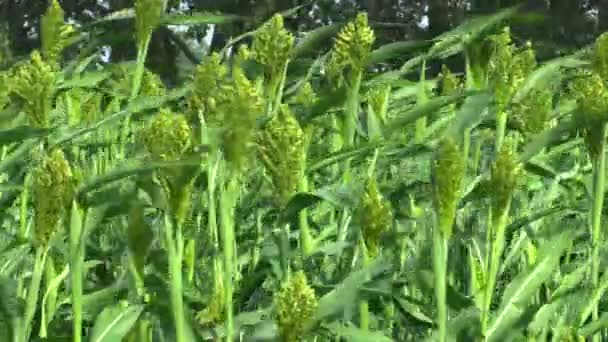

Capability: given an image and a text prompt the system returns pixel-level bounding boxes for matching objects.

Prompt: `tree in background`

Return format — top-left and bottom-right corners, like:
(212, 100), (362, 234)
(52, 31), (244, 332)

(0, 0), (602, 82)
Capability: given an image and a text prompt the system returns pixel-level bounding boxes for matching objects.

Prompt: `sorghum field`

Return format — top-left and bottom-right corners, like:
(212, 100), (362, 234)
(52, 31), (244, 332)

(3, 1), (608, 341)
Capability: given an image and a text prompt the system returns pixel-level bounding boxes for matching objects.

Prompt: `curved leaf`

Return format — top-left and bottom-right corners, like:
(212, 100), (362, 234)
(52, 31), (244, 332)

(486, 229), (575, 341)
(90, 303), (144, 342)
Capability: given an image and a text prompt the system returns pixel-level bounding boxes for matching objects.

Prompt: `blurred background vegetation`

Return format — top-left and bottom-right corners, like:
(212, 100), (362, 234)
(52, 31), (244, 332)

(0, 0), (604, 83)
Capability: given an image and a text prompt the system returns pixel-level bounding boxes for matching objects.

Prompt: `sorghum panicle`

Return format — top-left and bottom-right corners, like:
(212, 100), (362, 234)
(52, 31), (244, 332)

(140, 69), (166, 97)
(10, 51), (55, 128)
(439, 64), (461, 97)
(257, 105), (306, 207)
(487, 27), (513, 76)
(593, 32), (608, 82)
(41, 0), (74, 66)
(143, 108), (192, 161)
(358, 177), (393, 257)
(487, 27), (531, 109)
(220, 67), (264, 171)
(511, 88), (552, 137)
(570, 71), (608, 159)
(367, 85), (390, 120)
(142, 108), (194, 224)
(490, 140), (520, 217)
(188, 53), (228, 122)
(32, 149), (73, 247)
(251, 14), (294, 79)
(294, 82), (318, 109)
(275, 271), (318, 342)
(432, 138), (465, 238)
(328, 12), (375, 83)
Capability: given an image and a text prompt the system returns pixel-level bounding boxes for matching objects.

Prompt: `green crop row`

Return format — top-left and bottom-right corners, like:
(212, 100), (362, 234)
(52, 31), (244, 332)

(0, 1), (607, 341)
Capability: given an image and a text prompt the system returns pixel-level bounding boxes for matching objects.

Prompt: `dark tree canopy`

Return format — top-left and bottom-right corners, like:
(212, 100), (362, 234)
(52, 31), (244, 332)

(0, 0), (602, 81)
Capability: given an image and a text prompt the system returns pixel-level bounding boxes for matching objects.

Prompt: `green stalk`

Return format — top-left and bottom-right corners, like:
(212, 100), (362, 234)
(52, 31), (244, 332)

(164, 214), (185, 342)
(270, 62), (289, 117)
(481, 203), (511, 334)
(70, 204), (85, 342)
(298, 166), (313, 256)
(336, 71), (362, 246)
(219, 174), (239, 342)
(343, 72), (363, 150)
(19, 174), (30, 242)
(120, 36), (151, 157)
(20, 246), (48, 341)
(432, 227), (448, 342)
(251, 211), (263, 272)
(358, 236), (370, 331)
(415, 60), (428, 144)
(590, 123), (606, 341)
(495, 110), (507, 153)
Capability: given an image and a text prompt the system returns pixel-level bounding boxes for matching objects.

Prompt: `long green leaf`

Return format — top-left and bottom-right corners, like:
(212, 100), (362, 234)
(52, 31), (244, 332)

(384, 91), (473, 135)
(485, 229), (575, 341)
(328, 322), (393, 342)
(90, 303), (144, 342)
(368, 41), (430, 64)
(309, 257), (391, 328)
(293, 24), (343, 58)
(0, 126), (53, 146)
(161, 12), (246, 25)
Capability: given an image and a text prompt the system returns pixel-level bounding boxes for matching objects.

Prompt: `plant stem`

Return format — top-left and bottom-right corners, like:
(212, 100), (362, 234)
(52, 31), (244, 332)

(298, 173), (313, 256)
(481, 204), (510, 335)
(220, 175), (239, 342)
(432, 227), (448, 342)
(70, 206), (85, 342)
(591, 124), (606, 342)
(415, 60), (428, 144)
(21, 245), (48, 341)
(19, 174), (30, 242)
(120, 37), (151, 158)
(358, 236), (370, 331)
(164, 214), (185, 342)
(495, 110), (507, 153)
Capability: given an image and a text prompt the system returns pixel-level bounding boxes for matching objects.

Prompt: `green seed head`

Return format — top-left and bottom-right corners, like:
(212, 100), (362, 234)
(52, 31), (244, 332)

(511, 87), (552, 137)
(140, 69), (166, 97)
(513, 41), (537, 77)
(275, 271), (318, 342)
(572, 71), (608, 122)
(570, 70), (608, 158)
(487, 27), (532, 109)
(490, 140), (520, 217)
(593, 32), (608, 81)
(251, 14), (294, 78)
(358, 177), (393, 257)
(220, 67), (264, 172)
(142, 108), (195, 225)
(258, 105), (306, 207)
(10, 51), (55, 128)
(432, 138), (465, 239)
(32, 149), (73, 247)
(143, 108), (192, 161)
(329, 12), (375, 76)
(440, 65), (461, 97)
(294, 82), (318, 109)
(41, 0), (74, 66)
(367, 85), (390, 121)
(188, 53), (228, 121)
(135, 0), (164, 48)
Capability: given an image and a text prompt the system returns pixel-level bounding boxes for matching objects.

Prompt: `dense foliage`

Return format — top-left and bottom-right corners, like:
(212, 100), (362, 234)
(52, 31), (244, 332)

(2, 1), (608, 341)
